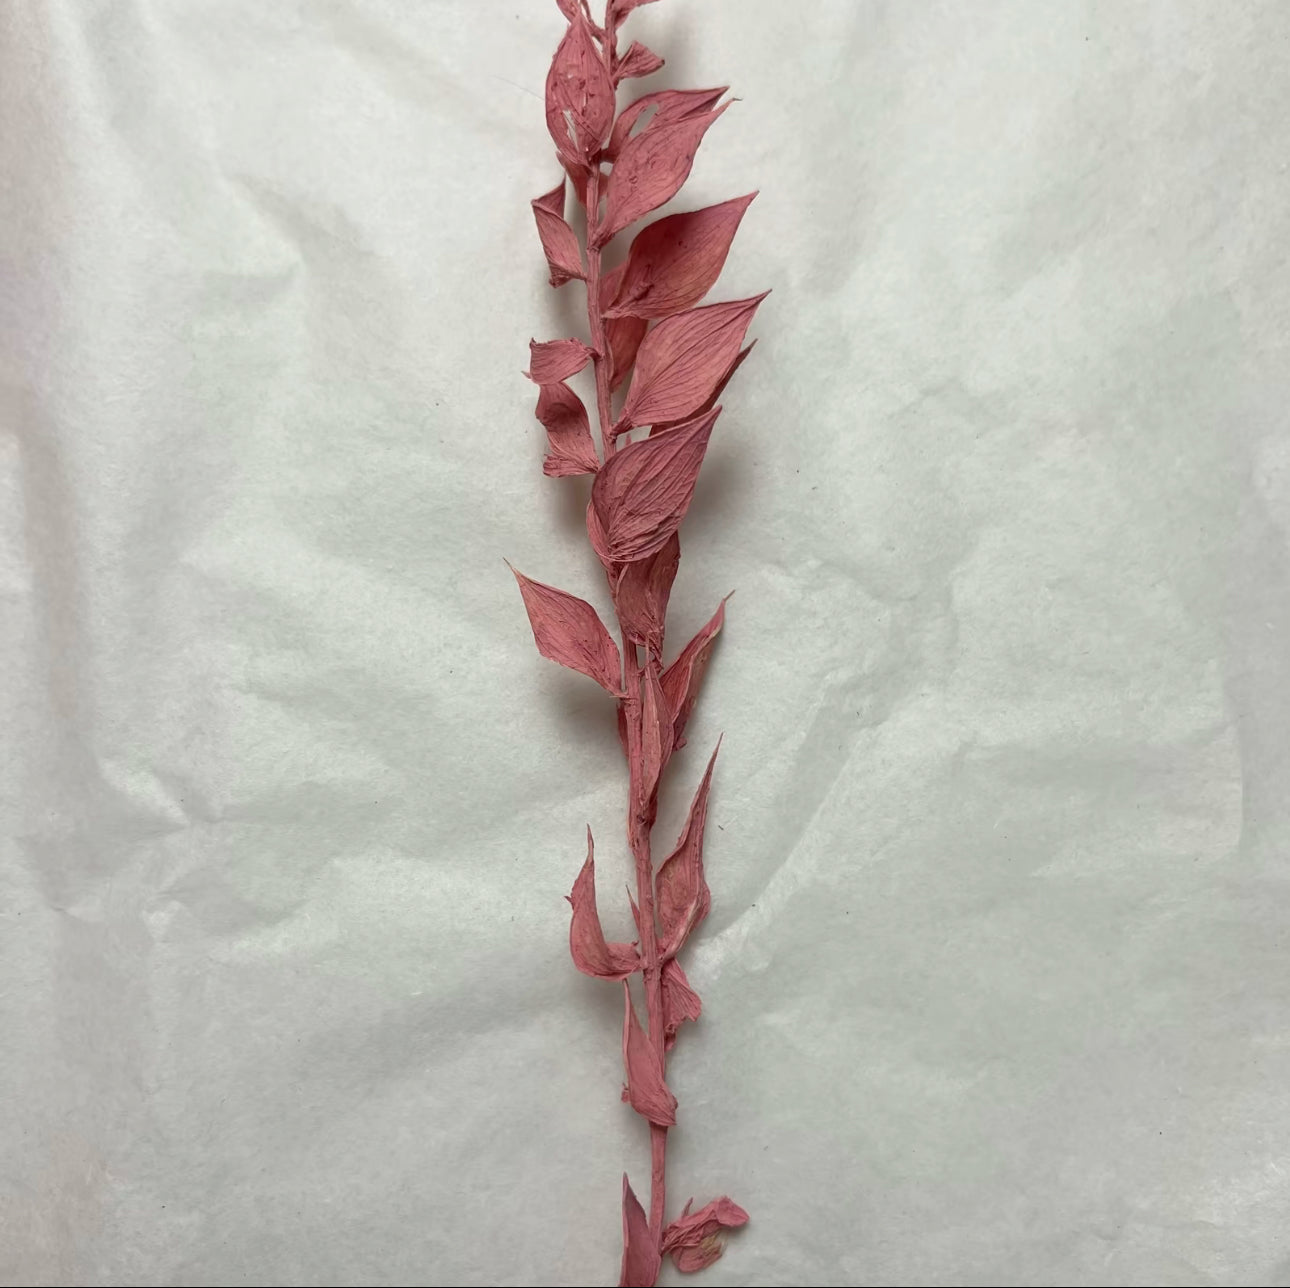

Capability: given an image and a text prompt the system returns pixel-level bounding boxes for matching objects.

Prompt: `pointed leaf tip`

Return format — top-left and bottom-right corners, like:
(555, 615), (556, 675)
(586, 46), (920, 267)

(569, 830), (640, 980)
(622, 983), (678, 1126)
(661, 956), (701, 1051)
(617, 40), (664, 81)
(660, 598), (726, 746)
(620, 1174), (661, 1288)
(531, 182), (586, 287)
(512, 567), (622, 694)
(545, 14), (615, 170)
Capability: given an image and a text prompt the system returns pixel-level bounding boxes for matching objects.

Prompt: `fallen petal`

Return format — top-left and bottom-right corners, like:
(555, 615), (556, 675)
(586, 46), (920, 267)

(656, 742), (719, 957)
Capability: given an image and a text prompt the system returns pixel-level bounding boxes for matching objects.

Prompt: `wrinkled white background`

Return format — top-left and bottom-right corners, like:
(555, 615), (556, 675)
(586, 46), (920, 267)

(3, 1), (1290, 1285)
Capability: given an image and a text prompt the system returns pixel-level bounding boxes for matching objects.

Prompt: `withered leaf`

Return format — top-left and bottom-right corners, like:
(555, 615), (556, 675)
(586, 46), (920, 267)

(660, 599), (726, 747)
(661, 957), (701, 1052)
(596, 107), (728, 246)
(607, 87), (727, 160)
(591, 406), (718, 563)
(613, 532), (679, 651)
(621, 294), (766, 429)
(536, 381), (599, 478)
(622, 983), (677, 1126)
(528, 337), (595, 385)
(661, 1196), (749, 1274)
(531, 181), (586, 287)
(568, 828), (640, 980)
(616, 41), (664, 81)
(608, 194), (757, 319)
(636, 663), (674, 820)
(545, 14), (615, 169)
(656, 742), (719, 957)
(620, 1174), (661, 1288)
(510, 566), (623, 694)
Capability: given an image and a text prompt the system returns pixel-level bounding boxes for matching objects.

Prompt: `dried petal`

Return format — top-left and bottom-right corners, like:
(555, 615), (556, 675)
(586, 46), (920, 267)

(620, 1175), (661, 1288)
(661, 957), (701, 1051)
(613, 533), (679, 651)
(591, 406), (718, 563)
(660, 599), (726, 747)
(568, 828), (640, 980)
(636, 663), (674, 819)
(597, 106), (728, 246)
(510, 566), (623, 694)
(661, 1196), (749, 1273)
(601, 263), (649, 391)
(527, 337), (595, 385)
(621, 294), (767, 430)
(545, 15), (615, 168)
(536, 382), (599, 478)
(531, 182), (586, 287)
(607, 87), (727, 160)
(608, 195), (757, 319)
(656, 742), (719, 957)
(622, 983), (677, 1126)
(617, 40), (664, 81)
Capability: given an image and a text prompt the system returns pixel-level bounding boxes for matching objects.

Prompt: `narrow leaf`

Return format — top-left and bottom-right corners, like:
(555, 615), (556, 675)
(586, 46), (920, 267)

(591, 406), (718, 563)
(602, 263), (648, 389)
(621, 294), (767, 429)
(545, 15), (615, 168)
(536, 382), (599, 478)
(531, 182), (586, 286)
(613, 532), (679, 651)
(527, 337), (595, 384)
(660, 599), (726, 747)
(661, 1196), (749, 1274)
(617, 40), (664, 81)
(661, 957), (701, 1051)
(620, 1175), (661, 1288)
(511, 566), (622, 694)
(597, 107), (729, 246)
(622, 983), (677, 1126)
(608, 194), (757, 319)
(636, 662), (674, 820)
(568, 828), (640, 981)
(607, 87), (727, 160)
(656, 742), (719, 957)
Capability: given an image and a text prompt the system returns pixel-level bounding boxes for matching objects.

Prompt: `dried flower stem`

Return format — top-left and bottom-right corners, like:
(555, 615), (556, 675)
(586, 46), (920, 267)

(515, 3), (763, 1282)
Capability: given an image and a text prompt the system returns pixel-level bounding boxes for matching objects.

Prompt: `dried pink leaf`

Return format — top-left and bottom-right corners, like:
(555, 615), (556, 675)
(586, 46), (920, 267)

(613, 532), (679, 651)
(531, 182), (586, 287)
(622, 983), (677, 1126)
(601, 264), (649, 390)
(528, 337), (595, 385)
(510, 566), (622, 694)
(656, 742), (719, 958)
(619, 1175), (661, 1288)
(620, 294), (767, 430)
(591, 406), (718, 563)
(586, 498), (618, 573)
(636, 663), (674, 820)
(661, 957), (701, 1051)
(545, 14), (615, 169)
(607, 194), (757, 319)
(661, 1196), (749, 1273)
(568, 828), (640, 981)
(536, 382), (599, 478)
(617, 40), (664, 81)
(660, 598), (726, 747)
(597, 106), (728, 246)
(653, 341), (756, 436)
(607, 87), (727, 160)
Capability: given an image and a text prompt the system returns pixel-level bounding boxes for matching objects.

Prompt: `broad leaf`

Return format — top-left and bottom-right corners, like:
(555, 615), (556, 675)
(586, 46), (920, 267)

(511, 566), (622, 694)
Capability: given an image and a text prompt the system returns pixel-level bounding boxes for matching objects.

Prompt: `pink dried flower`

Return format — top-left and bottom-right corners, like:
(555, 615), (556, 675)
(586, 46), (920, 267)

(510, 4), (763, 1283)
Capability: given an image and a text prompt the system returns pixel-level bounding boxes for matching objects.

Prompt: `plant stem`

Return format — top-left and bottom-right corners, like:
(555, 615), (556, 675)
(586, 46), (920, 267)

(583, 173), (616, 462)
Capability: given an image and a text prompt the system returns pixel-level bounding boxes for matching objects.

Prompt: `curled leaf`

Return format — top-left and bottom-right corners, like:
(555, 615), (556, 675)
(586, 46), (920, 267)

(528, 337), (595, 385)
(596, 106), (728, 246)
(661, 957), (701, 1051)
(622, 982), (677, 1126)
(620, 1175), (661, 1288)
(636, 662), (674, 822)
(661, 1196), (749, 1273)
(656, 742), (719, 957)
(511, 566), (623, 694)
(617, 40), (664, 81)
(568, 829), (640, 981)
(620, 294), (767, 430)
(531, 182), (586, 287)
(613, 532), (679, 652)
(660, 599), (726, 747)
(608, 194), (757, 319)
(591, 406), (718, 563)
(607, 87), (727, 160)
(545, 14), (615, 168)
(536, 382), (599, 478)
